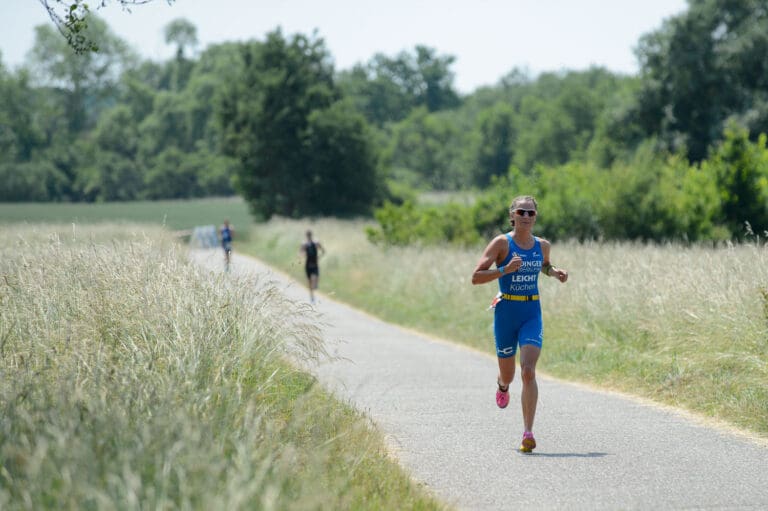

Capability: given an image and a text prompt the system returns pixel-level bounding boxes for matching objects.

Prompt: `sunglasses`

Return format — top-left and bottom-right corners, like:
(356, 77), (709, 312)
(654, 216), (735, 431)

(513, 209), (537, 217)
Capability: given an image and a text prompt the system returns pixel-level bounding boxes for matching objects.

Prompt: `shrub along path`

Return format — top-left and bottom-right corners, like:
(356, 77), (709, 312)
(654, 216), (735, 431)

(190, 249), (768, 511)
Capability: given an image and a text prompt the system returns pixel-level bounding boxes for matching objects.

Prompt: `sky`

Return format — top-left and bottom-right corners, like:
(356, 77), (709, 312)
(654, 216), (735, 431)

(1, 0), (688, 94)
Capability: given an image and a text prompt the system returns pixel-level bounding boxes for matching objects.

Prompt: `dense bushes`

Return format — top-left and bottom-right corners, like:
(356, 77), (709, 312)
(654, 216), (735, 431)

(365, 200), (483, 246)
(368, 127), (768, 245)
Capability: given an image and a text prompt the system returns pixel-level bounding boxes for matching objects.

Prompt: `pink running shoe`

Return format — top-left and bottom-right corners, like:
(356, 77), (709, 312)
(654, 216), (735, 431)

(495, 382), (509, 409)
(519, 431), (536, 453)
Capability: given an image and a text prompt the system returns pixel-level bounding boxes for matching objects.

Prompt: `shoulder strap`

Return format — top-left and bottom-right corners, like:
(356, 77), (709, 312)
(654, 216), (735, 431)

(505, 233), (515, 251)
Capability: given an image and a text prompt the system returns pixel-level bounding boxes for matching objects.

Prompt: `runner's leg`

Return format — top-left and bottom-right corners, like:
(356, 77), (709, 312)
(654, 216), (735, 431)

(497, 355), (515, 388)
(519, 345), (540, 432)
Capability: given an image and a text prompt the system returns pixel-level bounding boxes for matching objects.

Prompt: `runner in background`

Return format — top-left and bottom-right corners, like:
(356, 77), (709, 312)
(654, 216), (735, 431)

(300, 229), (325, 303)
(220, 219), (234, 271)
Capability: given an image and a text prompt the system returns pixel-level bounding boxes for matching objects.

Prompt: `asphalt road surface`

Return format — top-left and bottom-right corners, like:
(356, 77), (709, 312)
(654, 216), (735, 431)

(190, 249), (768, 511)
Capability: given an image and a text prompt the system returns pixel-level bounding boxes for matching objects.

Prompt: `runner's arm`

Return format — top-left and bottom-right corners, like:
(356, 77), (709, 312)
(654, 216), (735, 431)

(472, 237), (514, 285)
(540, 239), (568, 282)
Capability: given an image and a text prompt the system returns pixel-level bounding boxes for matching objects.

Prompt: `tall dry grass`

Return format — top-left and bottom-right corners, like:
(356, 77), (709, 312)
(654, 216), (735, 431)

(544, 240), (768, 431)
(0, 224), (447, 510)
(243, 218), (768, 436)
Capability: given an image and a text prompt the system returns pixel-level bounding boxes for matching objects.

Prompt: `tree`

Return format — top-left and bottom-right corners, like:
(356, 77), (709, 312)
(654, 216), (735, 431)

(337, 64), (414, 126)
(302, 101), (382, 216)
(471, 103), (516, 187)
(80, 149), (142, 201)
(94, 104), (139, 159)
(634, 1), (768, 161)
(414, 46), (460, 112)
(0, 160), (68, 201)
(218, 30), (381, 219)
(337, 45), (461, 126)
(635, 8), (724, 161)
(0, 58), (67, 202)
(507, 69), (619, 171)
(708, 123), (768, 237)
(0, 62), (43, 162)
(164, 18), (197, 90)
(27, 16), (137, 134)
(164, 18), (197, 60)
(142, 147), (200, 199)
(385, 107), (462, 189)
(138, 91), (195, 156)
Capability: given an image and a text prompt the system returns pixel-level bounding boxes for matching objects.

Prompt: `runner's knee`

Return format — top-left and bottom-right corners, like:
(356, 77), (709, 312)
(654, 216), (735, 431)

(521, 364), (536, 384)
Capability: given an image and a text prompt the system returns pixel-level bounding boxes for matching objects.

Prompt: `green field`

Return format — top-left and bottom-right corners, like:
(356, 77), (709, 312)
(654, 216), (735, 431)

(0, 197), (254, 233)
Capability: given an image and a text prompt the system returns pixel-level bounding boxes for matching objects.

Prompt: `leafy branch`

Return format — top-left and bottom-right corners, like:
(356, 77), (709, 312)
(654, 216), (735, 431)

(38, 0), (171, 54)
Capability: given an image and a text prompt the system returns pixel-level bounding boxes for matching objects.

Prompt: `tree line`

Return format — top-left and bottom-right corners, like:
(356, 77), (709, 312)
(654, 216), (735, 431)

(2, 0), (767, 239)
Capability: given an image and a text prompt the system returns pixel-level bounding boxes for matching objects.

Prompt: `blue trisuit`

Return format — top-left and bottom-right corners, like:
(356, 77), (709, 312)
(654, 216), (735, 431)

(221, 226), (232, 253)
(493, 234), (544, 358)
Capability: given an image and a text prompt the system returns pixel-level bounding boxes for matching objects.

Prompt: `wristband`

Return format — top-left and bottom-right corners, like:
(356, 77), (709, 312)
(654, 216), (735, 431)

(498, 265), (505, 274)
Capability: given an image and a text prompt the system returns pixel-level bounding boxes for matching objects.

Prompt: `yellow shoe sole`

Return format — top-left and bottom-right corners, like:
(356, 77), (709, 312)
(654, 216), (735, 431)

(518, 437), (536, 453)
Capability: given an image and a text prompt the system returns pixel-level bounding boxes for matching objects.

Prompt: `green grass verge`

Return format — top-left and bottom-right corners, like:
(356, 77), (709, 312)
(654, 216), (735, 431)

(0, 223), (448, 511)
(240, 217), (768, 438)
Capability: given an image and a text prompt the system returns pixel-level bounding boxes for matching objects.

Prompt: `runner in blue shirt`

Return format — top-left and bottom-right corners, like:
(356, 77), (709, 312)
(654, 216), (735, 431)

(220, 220), (234, 271)
(471, 195), (568, 453)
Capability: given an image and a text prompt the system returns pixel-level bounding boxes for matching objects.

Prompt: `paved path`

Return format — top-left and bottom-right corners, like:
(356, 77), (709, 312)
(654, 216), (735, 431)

(191, 249), (768, 510)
